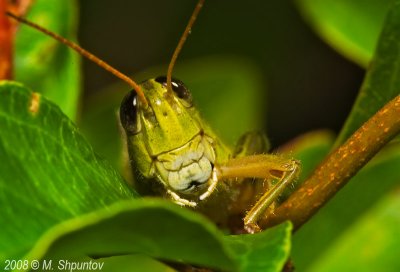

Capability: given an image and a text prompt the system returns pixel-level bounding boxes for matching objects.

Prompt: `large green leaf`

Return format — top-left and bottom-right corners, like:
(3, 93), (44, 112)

(223, 222), (292, 272)
(334, 0), (400, 146)
(292, 141), (400, 270)
(0, 81), (135, 264)
(24, 200), (292, 272)
(308, 191), (400, 272)
(14, 0), (81, 120)
(296, 0), (391, 67)
(99, 254), (177, 272)
(80, 57), (264, 169)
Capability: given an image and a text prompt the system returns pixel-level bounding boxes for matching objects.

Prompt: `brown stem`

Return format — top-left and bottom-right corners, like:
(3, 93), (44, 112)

(262, 95), (400, 230)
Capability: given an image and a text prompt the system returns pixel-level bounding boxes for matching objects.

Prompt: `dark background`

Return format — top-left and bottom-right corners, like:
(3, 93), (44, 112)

(78, 0), (364, 147)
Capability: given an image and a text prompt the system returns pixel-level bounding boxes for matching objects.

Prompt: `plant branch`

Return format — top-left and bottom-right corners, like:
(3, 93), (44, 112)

(262, 94), (400, 230)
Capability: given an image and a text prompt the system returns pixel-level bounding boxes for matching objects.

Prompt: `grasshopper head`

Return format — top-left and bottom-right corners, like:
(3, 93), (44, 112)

(120, 77), (217, 199)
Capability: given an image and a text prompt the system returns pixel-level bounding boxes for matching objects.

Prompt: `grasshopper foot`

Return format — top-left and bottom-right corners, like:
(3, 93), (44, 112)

(244, 222), (262, 234)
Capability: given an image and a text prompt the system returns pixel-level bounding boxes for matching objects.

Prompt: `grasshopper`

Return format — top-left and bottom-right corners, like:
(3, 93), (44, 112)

(7, 0), (300, 233)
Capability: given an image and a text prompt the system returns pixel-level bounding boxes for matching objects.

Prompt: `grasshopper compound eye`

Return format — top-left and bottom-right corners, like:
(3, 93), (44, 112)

(120, 91), (140, 134)
(155, 76), (193, 107)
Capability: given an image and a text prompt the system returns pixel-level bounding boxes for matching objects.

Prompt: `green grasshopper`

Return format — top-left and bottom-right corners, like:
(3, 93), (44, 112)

(8, 0), (300, 233)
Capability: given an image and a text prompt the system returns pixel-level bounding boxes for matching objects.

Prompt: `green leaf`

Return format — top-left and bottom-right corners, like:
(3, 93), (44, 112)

(26, 199), (235, 271)
(295, 0), (391, 67)
(224, 222), (292, 272)
(308, 191), (400, 272)
(335, 0), (400, 146)
(0, 81), (135, 263)
(14, 0), (81, 121)
(80, 57), (264, 168)
(98, 254), (177, 272)
(23, 199), (291, 272)
(292, 141), (400, 270)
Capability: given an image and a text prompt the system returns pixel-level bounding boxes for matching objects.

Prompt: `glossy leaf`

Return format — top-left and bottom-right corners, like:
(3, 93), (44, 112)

(14, 0), (81, 120)
(296, 0), (391, 67)
(0, 81), (135, 264)
(99, 255), (177, 272)
(223, 222), (292, 272)
(25, 199), (291, 272)
(309, 191), (400, 272)
(334, 0), (400, 146)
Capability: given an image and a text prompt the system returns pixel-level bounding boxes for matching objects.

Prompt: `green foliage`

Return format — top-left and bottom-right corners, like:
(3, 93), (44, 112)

(2, 0), (400, 271)
(14, 0), (81, 120)
(0, 82), (135, 267)
(335, 0), (400, 145)
(98, 255), (177, 272)
(296, 0), (391, 67)
(309, 192), (400, 272)
(25, 196), (292, 272)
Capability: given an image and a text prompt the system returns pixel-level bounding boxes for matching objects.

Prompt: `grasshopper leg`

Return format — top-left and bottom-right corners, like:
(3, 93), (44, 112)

(167, 189), (198, 207)
(243, 159), (300, 233)
(215, 154), (301, 233)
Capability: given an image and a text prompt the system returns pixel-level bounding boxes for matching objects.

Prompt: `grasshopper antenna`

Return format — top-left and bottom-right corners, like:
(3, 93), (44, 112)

(6, 11), (148, 108)
(166, 0), (204, 95)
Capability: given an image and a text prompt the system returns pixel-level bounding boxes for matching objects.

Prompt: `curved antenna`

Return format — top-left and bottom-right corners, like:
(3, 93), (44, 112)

(166, 0), (205, 94)
(6, 11), (148, 108)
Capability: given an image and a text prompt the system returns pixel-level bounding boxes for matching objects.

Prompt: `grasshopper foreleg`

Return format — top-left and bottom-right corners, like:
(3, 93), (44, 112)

(215, 154), (301, 233)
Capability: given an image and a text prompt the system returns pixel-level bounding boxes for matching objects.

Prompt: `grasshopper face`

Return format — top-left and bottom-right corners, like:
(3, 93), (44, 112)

(120, 77), (219, 201)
